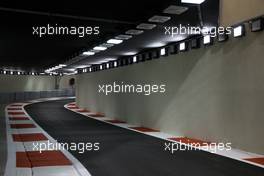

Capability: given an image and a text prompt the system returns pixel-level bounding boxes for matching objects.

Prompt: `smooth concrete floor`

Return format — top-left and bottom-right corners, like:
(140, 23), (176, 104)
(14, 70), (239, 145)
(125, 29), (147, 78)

(0, 104), (7, 176)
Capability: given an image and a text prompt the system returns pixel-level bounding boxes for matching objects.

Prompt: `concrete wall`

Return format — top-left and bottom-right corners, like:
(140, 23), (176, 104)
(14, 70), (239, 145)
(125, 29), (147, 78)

(58, 75), (76, 90)
(220, 0), (264, 26)
(76, 28), (264, 154)
(0, 75), (56, 93)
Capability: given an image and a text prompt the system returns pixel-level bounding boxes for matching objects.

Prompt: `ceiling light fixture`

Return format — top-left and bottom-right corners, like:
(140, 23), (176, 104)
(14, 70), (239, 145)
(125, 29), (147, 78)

(125, 29), (144, 35)
(76, 65), (90, 69)
(136, 23), (157, 30)
(181, 0), (205, 4)
(115, 34), (132, 40)
(123, 51), (137, 56)
(83, 51), (95, 56)
(147, 42), (166, 48)
(148, 15), (171, 23)
(107, 39), (123, 44)
(100, 43), (114, 48)
(90, 49), (101, 53)
(103, 58), (116, 62)
(163, 5), (188, 15)
(93, 46), (107, 51)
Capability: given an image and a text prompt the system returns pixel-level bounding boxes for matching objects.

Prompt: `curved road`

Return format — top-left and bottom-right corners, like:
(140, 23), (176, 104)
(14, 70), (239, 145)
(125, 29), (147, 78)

(24, 99), (264, 176)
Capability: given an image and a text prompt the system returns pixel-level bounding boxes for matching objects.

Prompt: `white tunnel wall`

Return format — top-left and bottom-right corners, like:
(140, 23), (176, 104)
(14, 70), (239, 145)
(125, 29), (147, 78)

(0, 75), (56, 92)
(58, 75), (76, 90)
(220, 0), (264, 26)
(0, 75), (75, 103)
(76, 29), (264, 155)
(0, 74), (76, 93)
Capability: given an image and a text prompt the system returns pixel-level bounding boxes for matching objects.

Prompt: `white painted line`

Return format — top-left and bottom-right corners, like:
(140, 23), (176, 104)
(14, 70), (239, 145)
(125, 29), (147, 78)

(16, 168), (32, 176)
(114, 123), (138, 128)
(8, 120), (33, 124)
(145, 132), (178, 139)
(5, 97), (92, 176)
(32, 166), (80, 176)
(5, 107), (25, 176)
(12, 128), (42, 134)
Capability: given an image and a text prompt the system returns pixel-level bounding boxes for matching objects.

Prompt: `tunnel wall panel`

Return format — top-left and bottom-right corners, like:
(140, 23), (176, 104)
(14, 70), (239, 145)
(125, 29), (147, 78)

(76, 29), (264, 154)
(0, 75), (56, 92)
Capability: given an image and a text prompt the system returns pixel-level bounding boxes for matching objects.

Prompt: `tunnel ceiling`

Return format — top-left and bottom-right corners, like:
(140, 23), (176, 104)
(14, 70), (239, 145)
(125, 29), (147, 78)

(0, 0), (219, 72)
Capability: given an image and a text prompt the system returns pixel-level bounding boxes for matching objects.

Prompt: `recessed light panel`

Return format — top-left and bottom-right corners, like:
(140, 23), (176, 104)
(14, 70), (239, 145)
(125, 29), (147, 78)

(125, 29), (144, 35)
(100, 43), (114, 48)
(152, 50), (160, 59)
(115, 35), (132, 40)
(181, 0), (205, 4)
(160, 48), (166, 56)
(114, 61), (117, 67)
(82, 51), (95, 56)
(203, 35), (211, 45)
(107, 39), (123, 44)
(233, 25), (245, 38)
(179, 42), (186, 51)
(137, 23), (157, 30)
(169, 45), (178, 54)
(133, 56), (137, 63)
(76, 65), (90, 69)
(90, 50), (101, 53)
(251, 18), (264, 32)
(191, 38), (201, 49)
(163, 5), (188, 15)
(218, 33), (229, 42)
(93, 46), (107, 51)
(144, 53), (151, 60)
(148, 15), (171, 23)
